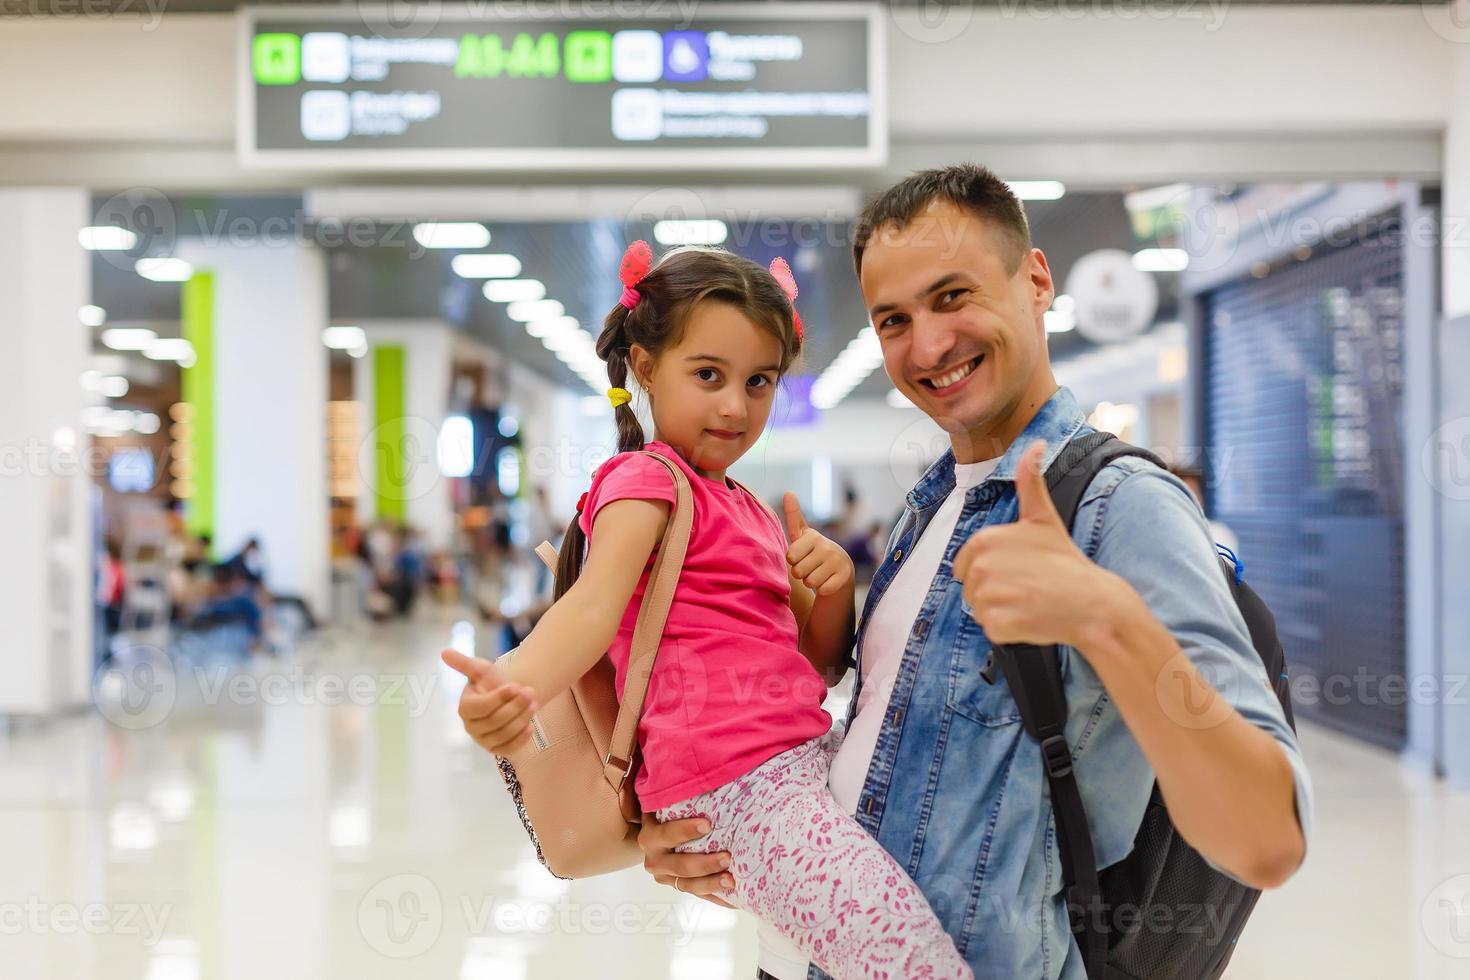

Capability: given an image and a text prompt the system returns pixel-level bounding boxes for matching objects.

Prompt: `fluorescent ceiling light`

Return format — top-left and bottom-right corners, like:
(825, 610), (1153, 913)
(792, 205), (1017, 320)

(483, 279), (546, 303)
(144, 338), (197, 363)
(412, 222), (491, 249)
(450, 253), (521, 278)
(1133, 248), (1188, 272)
(543, 329), (593, 353)
(526, 315), (580, 338)
(1124, 183), (1190, 213)
(654, 219), (728, 246)
(810, 326), (887, 411)
(1006, 181), (1066, 201)
(99, 376), (130, 398)
(79, 305), (107, 327)
(322, 325), (367, 350)
(135, 257), (193, 282)
(101, 327), (157, 351)
(78, 226), (138, 251)
(507, 299), (564, 322)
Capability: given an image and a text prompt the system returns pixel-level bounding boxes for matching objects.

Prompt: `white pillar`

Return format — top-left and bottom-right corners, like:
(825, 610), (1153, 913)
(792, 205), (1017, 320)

(1445, 43), (1470, 319)
(175, 239), (331, 619)
(351, 320), (457, 550)
(0, 189), (94, 715)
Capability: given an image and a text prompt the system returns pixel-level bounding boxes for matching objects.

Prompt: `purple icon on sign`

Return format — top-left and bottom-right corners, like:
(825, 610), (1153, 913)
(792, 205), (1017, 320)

(663, 31), (708, 82)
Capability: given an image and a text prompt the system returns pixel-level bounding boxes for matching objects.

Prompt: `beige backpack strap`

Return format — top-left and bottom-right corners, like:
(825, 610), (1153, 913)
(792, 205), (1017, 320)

(602, 452), (693, 792)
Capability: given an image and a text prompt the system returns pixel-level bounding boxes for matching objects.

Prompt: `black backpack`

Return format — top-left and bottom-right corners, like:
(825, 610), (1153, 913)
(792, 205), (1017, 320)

(986, 431), (1296, 980)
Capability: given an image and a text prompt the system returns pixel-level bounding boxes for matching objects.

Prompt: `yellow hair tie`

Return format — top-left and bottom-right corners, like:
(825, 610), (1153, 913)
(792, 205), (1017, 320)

(607, 387), (632, 408)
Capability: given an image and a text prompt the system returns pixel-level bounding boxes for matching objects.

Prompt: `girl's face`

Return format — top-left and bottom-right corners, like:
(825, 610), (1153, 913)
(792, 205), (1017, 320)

(632, 299), (784, 480)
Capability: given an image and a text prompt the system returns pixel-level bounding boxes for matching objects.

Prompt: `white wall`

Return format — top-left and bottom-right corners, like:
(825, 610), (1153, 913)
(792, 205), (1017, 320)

(175, 238), (331, 618)
(0, 189), (96, 714)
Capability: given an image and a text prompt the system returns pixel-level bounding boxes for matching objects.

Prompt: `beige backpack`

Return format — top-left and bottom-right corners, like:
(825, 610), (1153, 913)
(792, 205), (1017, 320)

(494, 452), (693, 878)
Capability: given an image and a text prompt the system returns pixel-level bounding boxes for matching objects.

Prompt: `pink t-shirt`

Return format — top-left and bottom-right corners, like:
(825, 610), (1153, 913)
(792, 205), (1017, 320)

(578, 441), (833, 810)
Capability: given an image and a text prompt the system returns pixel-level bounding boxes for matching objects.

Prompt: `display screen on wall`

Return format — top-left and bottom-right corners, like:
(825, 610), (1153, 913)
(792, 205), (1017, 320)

(239, 4), (884, 169)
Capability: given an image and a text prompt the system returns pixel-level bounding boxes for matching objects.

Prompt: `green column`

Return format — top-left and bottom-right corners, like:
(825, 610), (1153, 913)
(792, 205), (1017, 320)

(181, 271), (215, 545)
(372, 345), (408, 523)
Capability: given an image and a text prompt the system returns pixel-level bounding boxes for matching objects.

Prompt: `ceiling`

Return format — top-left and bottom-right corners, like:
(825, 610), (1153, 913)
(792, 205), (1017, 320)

(90, 188), (1183, 398)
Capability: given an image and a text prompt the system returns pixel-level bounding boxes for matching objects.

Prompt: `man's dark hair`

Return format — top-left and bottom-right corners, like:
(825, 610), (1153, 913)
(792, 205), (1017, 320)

(852, 163), (1031, 276)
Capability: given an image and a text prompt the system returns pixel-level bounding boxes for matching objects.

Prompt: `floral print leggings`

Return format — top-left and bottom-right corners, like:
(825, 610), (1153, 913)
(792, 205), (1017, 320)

(656, 729), (973, 980)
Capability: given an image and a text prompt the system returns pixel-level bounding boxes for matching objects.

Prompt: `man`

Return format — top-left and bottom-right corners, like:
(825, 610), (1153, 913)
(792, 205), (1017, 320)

(639, 164), (1312, 978)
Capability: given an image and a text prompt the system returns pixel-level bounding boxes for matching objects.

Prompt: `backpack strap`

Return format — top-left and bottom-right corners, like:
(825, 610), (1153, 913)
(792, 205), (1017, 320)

(989, 430), (1164, 980)
(584, 452), (694, 792)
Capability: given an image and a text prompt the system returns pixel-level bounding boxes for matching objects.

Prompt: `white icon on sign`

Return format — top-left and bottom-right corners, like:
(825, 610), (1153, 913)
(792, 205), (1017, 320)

(611, 88), (663, 142)
(301, 32), (351, 84)
(301, 90), (351, 141)
(612, 30), (663, 83)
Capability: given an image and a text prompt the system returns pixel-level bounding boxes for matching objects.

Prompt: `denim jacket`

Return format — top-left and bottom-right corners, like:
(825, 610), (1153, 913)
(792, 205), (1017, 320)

(808, 386), (1313, 980)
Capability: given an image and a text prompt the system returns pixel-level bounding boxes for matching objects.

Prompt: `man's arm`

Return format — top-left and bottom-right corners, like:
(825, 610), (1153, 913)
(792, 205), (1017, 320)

(955, 441), (1309, 890)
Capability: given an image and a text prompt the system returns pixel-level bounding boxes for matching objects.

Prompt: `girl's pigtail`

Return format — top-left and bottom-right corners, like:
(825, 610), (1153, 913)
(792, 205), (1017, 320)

(598, 306), (646, 455)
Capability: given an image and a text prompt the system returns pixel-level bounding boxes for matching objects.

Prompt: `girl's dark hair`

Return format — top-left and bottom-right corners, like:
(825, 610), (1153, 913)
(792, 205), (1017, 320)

(553, 246), (802, 599)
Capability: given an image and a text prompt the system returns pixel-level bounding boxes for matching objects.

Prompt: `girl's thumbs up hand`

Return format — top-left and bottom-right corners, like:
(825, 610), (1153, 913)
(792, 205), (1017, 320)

(783, 493), (855, 599)
(443, 649), (538, 756)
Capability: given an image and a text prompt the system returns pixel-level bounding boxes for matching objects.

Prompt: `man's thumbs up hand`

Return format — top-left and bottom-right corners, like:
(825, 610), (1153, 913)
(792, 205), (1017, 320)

(952, 440), (1121, 650)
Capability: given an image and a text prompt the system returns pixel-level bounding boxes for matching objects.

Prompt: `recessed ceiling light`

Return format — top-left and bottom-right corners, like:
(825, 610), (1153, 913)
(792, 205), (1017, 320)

(1005, 181), (1066, 201)
(1132, 248), (1188, 272)
(144, 338), (196, 362)
(78, 226), (139, 251)
(101, 327), (157, 351)
(451, 253), (521, 279)
(483, 279), (546, 303)
(135, 258), (193, 282)
(322, 325), (367, 350)
(506, 299), (564, 322)
(654, 219), (728, 246)
(412, 222), (490, 249)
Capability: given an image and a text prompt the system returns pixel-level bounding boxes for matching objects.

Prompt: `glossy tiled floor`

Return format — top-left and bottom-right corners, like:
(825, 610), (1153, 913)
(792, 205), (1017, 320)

(2, 610), (1467, 979)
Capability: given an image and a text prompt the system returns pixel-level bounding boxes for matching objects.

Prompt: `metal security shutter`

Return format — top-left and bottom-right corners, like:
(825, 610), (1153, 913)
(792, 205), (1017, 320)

(1204, 211), (1407, 748)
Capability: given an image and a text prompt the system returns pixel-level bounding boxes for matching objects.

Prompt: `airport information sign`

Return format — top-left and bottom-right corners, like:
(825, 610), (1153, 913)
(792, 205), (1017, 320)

(239, 4), (883, 169)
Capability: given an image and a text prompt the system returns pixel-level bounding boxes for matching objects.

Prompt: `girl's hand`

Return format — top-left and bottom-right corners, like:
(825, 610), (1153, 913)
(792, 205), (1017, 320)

(782, 493), (855, 598)
(443, 649), (538, 755)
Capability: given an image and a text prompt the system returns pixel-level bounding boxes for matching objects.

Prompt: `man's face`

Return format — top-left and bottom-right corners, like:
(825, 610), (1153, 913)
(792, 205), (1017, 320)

(859, 201), (1054, 454)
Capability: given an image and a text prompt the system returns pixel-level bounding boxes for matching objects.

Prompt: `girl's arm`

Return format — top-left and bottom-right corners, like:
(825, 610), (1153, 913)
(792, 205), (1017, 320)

(789, 566), (855, 687)
(496, 497), (670, 706)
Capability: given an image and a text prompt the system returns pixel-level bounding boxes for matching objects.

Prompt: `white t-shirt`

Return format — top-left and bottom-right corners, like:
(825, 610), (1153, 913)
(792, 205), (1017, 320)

(757, 455), (1000, 979)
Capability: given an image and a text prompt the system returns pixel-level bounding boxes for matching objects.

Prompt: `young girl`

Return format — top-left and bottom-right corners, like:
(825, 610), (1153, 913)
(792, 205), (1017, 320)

(445, 244), (972, 980)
